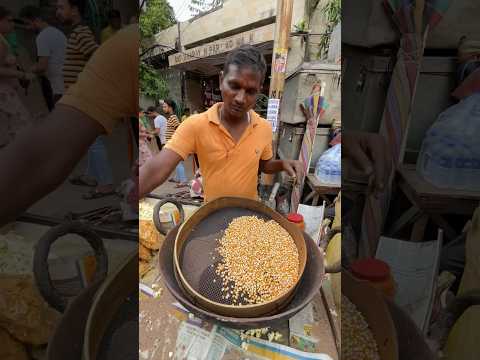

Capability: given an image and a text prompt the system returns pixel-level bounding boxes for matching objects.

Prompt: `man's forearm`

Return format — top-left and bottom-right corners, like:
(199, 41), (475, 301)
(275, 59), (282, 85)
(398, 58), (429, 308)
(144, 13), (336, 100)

(0, 105), (103, 225)
(139, 149), (182, 199)
(260, 159), (285, 174)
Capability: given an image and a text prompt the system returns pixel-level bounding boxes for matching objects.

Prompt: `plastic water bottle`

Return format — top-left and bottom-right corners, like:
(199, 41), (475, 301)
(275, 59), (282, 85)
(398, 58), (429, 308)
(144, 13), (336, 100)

(417, 93), (480, 191)
(315, 144), (341, 185)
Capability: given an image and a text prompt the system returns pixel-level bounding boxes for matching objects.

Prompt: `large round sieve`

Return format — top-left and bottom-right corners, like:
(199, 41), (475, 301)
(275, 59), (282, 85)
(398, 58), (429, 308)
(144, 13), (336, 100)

(160, 225), (327, 328)
(172, 197), (307, 318)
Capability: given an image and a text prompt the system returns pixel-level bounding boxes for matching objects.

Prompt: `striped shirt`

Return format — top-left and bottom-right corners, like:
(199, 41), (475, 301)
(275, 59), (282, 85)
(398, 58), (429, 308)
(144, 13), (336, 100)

(166, 115), (180, 142)
(63, 24), (98, 89)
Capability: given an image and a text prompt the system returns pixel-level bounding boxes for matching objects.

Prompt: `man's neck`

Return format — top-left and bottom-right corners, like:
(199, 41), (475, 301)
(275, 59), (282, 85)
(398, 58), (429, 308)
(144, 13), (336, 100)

(220, 105), (248, 127)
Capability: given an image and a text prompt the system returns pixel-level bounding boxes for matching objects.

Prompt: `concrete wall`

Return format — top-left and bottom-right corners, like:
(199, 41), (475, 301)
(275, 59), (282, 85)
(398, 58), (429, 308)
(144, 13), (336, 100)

(161, 69), (182, 104)
(285, 0), (308, 74)
(155, 0), (309, 73)
(185, 77), (205, 113)
(307, 0), (332, 61)
(155, 0), (307, 53)
(140, 95), (155, 110)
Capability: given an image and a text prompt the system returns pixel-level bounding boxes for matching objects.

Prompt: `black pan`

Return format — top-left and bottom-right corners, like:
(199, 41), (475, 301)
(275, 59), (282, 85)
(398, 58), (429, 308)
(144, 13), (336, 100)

(159, 224), (338, 328)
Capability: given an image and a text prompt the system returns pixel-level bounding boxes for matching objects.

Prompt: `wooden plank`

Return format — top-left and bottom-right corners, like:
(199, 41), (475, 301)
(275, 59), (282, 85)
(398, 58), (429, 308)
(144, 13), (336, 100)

(168, 23), (275, 67)
(398, 172), (477, 215)
(307, 174), (341, 193)
(399, 165), (480, 200)
(319, 286), (340, 358)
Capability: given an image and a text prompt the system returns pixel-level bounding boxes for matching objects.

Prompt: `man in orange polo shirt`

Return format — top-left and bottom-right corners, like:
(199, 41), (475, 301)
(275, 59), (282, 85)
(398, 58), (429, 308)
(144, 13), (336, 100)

(139, 45), (303, 202)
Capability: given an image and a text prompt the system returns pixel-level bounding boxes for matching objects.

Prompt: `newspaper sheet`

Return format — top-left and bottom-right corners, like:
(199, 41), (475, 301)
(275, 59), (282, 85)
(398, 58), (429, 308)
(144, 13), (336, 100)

(298, 204), (325, 246)
(172, 303), (333, 360)
(375, 236), (442, 331)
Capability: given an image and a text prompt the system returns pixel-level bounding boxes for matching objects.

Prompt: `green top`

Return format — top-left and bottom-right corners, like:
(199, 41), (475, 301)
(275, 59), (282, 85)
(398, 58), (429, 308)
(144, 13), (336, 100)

(139, 115), (151, 130)
(4, 32), (18, 56)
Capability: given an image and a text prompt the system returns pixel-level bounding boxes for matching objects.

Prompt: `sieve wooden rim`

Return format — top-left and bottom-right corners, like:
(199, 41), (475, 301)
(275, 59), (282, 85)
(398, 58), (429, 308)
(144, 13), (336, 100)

(172, 197), (307, 317)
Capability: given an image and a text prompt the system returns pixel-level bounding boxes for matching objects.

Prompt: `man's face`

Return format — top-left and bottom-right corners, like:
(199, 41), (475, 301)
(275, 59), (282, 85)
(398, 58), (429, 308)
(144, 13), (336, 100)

(0, 15), (15, 34)
(220, 64), (262, 119)
(56, 0), (73, 23)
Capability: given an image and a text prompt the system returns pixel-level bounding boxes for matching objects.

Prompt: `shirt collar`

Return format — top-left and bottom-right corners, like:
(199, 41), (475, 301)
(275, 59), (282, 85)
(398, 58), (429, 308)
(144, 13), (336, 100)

(207, 102), (259, 127)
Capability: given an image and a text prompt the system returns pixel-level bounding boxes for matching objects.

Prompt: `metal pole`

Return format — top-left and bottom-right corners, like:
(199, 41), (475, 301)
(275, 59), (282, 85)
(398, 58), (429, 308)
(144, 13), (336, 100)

(262, 0), (294, 185)
(177, 21), (186, 105)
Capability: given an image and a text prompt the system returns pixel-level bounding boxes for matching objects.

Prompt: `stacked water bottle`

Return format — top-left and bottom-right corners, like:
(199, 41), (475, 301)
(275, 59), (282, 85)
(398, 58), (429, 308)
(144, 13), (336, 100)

(417, 93), (480, 191)
(315, 143), (341, 185)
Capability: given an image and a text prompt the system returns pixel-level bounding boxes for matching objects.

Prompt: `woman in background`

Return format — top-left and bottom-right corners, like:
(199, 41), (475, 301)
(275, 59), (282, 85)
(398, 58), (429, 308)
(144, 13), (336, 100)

(139, 121), (153, 167)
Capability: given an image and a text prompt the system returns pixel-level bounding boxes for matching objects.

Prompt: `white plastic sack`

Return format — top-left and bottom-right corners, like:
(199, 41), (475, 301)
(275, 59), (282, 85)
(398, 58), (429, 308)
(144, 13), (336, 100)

(315, 144), (341, 185)
(417, 93), (480, 191)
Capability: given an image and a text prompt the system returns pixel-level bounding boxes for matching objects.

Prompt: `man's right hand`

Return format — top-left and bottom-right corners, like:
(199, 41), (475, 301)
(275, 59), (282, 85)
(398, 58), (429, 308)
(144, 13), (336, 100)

(342, 131), (391, 196)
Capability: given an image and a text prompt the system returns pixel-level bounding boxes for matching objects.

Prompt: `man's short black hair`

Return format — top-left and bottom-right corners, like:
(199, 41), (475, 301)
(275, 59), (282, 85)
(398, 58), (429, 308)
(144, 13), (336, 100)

(108, 9), (121, 19)
(223, 45), (267, 81)
(68, 0), (87, 16)
(19, 6), (48, 21)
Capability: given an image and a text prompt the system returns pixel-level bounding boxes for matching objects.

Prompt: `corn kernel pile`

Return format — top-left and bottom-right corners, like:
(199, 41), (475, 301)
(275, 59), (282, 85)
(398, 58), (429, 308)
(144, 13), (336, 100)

(139, 201), (154, 221)
(341, 295), (380, 360)
(215, 216), (299, 305)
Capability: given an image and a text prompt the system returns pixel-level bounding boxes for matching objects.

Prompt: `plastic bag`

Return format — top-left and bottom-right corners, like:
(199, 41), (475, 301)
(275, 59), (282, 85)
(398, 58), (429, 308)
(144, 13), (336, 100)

(417, 93), (480, 191)
(315, 144), (341, 184)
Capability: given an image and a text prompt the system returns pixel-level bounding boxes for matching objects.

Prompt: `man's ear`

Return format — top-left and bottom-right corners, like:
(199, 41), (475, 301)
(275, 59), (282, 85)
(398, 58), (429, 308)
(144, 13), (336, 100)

(219, 71), (224, 90)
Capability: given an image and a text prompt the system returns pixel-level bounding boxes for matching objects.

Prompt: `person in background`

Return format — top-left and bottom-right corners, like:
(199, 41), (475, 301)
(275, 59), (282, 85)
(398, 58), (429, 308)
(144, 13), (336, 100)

(139, 121), (153, 167)
(153, 106), (167, 151)
(162, 99), (189, 188)
(181, 107), (190, 122)
(101, 9), (122, 44)
(57, 0), (98, 90)
(57, 0), (114, 199)
(0, 6), (34, 148)
(20, 5), (67, 111)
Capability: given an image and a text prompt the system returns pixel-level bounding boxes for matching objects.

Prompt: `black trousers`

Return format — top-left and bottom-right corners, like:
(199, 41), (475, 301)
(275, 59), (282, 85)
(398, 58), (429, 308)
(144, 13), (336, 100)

(39, 76), (61, 111)
(156, 136), (163, 151)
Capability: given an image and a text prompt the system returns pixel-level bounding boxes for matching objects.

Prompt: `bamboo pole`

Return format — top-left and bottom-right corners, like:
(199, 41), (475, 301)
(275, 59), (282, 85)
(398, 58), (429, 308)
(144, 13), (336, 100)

(261, 0), (294, 186)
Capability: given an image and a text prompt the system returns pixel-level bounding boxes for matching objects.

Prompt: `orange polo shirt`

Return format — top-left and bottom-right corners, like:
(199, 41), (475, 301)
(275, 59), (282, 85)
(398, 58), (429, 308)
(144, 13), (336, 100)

(59, 24), (139, 132)
(165, 103), (273, 202)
